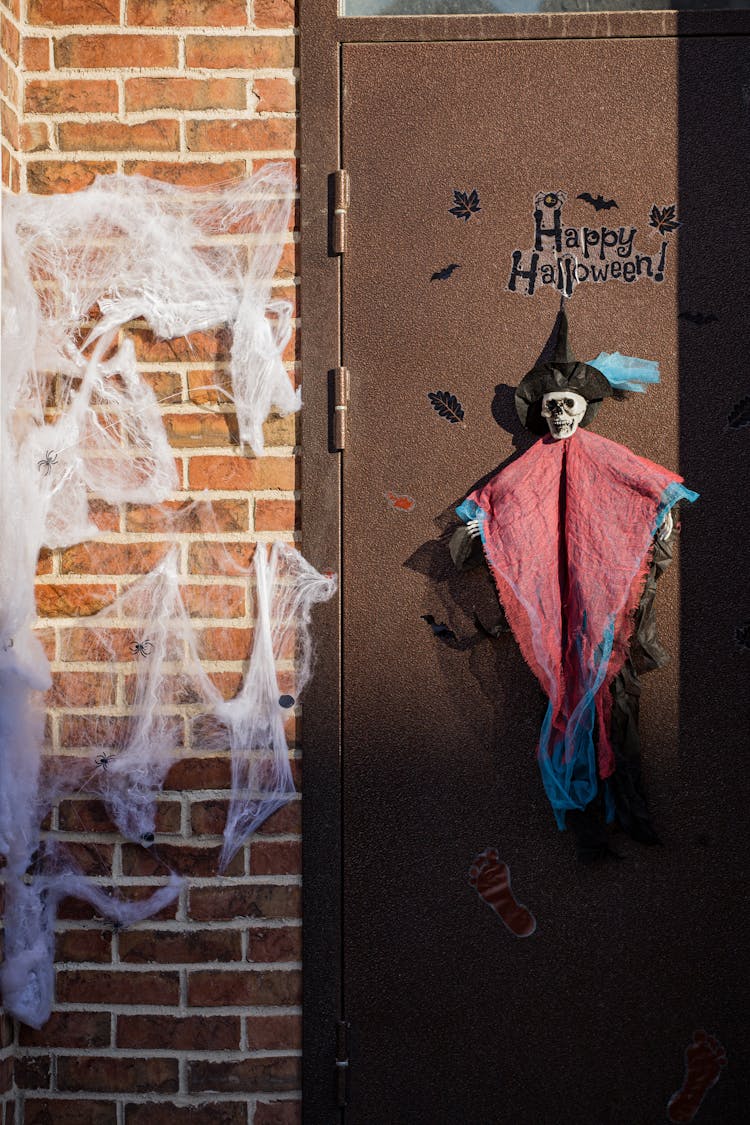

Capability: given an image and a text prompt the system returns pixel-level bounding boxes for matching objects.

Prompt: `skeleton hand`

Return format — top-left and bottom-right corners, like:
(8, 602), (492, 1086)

(466, 518), (482, 540)
(656, 510), (674, 541)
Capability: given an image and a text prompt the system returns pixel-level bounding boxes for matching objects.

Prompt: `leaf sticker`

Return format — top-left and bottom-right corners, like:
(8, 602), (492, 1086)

(727, 395), (750, 429)
(649, 203), (682, 235)
(427, 390), (465, 424)
(449, 189), (481, 221)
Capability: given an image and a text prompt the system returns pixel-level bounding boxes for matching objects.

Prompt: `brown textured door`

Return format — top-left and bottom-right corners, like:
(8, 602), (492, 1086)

(340, 36), (749, 1124)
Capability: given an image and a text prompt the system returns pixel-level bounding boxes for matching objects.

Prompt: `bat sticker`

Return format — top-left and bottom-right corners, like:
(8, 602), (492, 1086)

(735, 621), (750, 652)
(679, 311), (718, 326)
(430, 263), (460, 281)
(384, 492), (416, 512)
(577, 192), (618, 212)
(727, 395), (750, 429)
(427, 390), (465, 424)
(421, 614), (457, 643)
(449, 189), (480, 221)
(649, 203), (681, 235)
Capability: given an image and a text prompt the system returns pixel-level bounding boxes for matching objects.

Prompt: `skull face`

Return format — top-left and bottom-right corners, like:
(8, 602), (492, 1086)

(540, 391), (587, 440)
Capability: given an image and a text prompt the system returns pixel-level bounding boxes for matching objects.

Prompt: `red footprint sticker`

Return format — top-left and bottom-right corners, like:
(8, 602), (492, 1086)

(385, 492), (416, 512)
(667, 1030), (727, 1123)
(468, 847), (536, 937)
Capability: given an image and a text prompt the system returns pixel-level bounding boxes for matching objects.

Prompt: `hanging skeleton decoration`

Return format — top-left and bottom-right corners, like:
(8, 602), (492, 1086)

(451, 308), (698, 860)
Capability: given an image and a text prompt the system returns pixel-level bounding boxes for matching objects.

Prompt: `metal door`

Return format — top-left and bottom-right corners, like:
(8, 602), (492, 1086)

(301, 16), (750, 1123)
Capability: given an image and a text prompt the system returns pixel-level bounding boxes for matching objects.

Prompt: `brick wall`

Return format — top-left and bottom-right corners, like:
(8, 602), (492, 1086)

(1, 2), (302, 1122)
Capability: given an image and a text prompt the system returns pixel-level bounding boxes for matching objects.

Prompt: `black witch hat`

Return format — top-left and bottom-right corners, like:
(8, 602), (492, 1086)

(515, 308), (618, 436)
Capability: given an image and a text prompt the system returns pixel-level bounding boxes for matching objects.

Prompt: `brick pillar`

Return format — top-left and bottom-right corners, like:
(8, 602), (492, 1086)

(2, 2), (302, 1122)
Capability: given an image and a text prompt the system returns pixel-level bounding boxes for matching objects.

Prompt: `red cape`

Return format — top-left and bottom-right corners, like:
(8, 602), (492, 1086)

(458, 429), (697, 823)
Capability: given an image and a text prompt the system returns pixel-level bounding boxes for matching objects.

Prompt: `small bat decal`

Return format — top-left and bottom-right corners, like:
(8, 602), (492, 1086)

(449, 189), (480, 221)
(385, 492), (416, 512)
(431, 264), (460, 281)
(679, 311), (719, 326)
(649, 203), (681, 235)
(577, 192), (618, 211)
(421, 614), (456, 643)
(727, 396), (750, 429)
(427, 390), (465, 424)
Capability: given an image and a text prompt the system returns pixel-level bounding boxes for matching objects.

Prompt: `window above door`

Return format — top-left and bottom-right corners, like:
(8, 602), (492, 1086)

(343, 0), (750, 15)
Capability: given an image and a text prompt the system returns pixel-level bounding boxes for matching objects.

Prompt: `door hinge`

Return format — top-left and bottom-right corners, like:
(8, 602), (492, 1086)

(332, 365), (350, 451)
(332, 169), (350, 255)
(336, 1018), (351, 1108)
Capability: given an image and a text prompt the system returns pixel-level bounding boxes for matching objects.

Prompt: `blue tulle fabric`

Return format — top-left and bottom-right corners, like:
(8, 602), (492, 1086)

(589, 351), (660, 393)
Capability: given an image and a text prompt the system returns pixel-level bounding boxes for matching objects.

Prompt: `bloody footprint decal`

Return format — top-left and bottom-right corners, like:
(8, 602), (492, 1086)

(667, 1030), (727, 1123)
(468, 847), (536, 937)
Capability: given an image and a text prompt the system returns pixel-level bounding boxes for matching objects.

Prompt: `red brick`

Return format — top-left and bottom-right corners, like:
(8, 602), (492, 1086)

(0, 1056), (14, 1096)
(187, 118), (296, 154)
(254, 77), (295, 114)
(2, 148), (21, 191)
(162, 410), (239, 447)
(247, 1014), (301, 1051)
(164, 754), (231, 789)
(56, 885), (178, 922)
(57, 1056), (178, 1094)
(189, 885), (300, 923)
(131, 326), (231, 363)
(14, 1055), (50, 1090)
(247, 925), (301, 964)
(59, 119), (179, 153)
(58, 797), (179, 833)
(121, 842), (242, 877)
(55, 35), (179, 69)
(56, 970), (180, 1006)
(25, 78), (118, 114)
(185, 966), (301, 1008)
(20, 121), (50, 151)
(29, 0), (119, 24)
(187, 1056), (299, 1094)
(185, 34), (295, 70)
(196, 624), (252, 660)
(118, 1013), (240, 1050)
(254, 0), (295, 28)
(124, 160), (245, 186)
(36, 583), (117, 617)
(25, 1102), (116, 1125)
(250, 839), (301, 876)
(254, 498), (298, 532)
(125, 75), (246, 112)
(190, 797), (228, 834)
(254, 1102), (301, 1125)
(257, 801), (301, 835)
(119, 927), (241, 964)
(22, 36), (51, 70)
(276, 239), (298, 280)
(49, 670), (117, 707)
(188, 455), (296, 491)
(125, 498), (246, 534)
(126, 1104), (245, 1125)
(56, 927), (113, 964)
(1, 13), (20, 64)
(61, 841), (115, 876)
(189, 541), (256, 576)
(26, 159), (116, 194)
(20, 1010), (110, 1049)
(59, 624), (138, 661)
(60, 540), (171, 575)
(128, 0), (248, 27)
(180, 583), (247, 618)
(89, 499), (120, 531)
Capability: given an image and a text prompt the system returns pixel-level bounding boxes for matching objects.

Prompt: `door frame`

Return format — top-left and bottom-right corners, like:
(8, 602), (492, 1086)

(298, 4), (750, 1120)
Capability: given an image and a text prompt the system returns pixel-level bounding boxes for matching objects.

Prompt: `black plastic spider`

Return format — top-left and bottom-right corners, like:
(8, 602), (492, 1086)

(37, 450), (58, 476)
(130, 639), (154, 657)
(94, 752), (115, 770)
